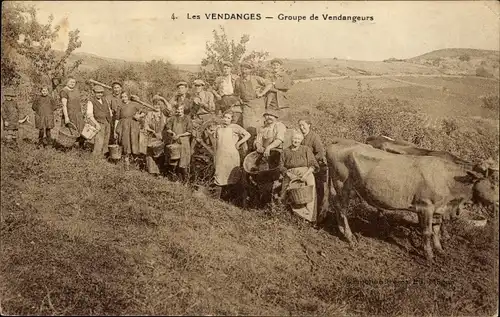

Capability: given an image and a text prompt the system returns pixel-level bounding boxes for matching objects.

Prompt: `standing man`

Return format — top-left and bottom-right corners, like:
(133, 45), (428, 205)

(265, 58), (292, 114)
(169, 81), (192, 116)
(86, 85), (112, 158)
(191, 79), (215, 121)
(233, 62), (273, 151)
(107, 81), (123, 144)
(60, 76), (85, 148)
(212, 61), (241, 121)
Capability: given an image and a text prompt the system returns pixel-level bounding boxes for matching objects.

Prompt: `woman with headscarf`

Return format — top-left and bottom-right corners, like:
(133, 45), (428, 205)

(114, 91), (146, 170)
(60, 76), (85, 148)
(279, 130), (319, 225)
(213, 110), (251, 199)
(298, 119), (329, 223)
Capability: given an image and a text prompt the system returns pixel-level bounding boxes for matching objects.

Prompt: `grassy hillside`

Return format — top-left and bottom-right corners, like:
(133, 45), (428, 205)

(409, 48), (500, 61)
(1, 142), (498, 315)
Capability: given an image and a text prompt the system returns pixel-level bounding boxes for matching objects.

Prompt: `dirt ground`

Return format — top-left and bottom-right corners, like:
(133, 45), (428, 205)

(1, 142), (498, 316)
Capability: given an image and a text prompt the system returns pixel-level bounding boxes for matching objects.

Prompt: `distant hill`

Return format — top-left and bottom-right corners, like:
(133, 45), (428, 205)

(62, 48), (500, 80)
(408, 48), (499, 61)
(407, 48), (499, 78)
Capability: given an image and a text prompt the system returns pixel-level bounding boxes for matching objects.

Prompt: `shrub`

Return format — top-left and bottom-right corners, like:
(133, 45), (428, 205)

(476, 67), (493, 78)
(480, 95), (500, 111)
(458, 54), (470, 62)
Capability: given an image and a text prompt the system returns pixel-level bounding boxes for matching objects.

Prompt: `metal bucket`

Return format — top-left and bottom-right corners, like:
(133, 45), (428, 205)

(108, 144), (122, 160)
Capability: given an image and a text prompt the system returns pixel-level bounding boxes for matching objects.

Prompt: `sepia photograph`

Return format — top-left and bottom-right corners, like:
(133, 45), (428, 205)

(1, 0), (499, 315)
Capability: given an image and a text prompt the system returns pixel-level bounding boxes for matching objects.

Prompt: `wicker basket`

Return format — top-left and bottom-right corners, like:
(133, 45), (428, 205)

(287, 179), (314, 204)
(57, 125), (79, 148)
(148, 140), (164, 158)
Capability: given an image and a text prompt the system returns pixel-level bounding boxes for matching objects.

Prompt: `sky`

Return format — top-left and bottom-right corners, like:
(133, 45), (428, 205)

(25, 1), (500, 65)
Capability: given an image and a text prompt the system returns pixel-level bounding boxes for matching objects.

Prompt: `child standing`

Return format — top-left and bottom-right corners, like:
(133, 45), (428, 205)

(1, 87), (20, 147)
(32, 86), (59, 146)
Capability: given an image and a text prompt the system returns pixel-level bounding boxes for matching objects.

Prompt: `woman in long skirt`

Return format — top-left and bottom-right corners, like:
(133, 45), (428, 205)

(279, 130), (319, 225)
(144, 100), (167, 176)
(298, 119), (329, 224)
(114, 91), (145, 170)
(213, 111), (251, 199)
(163, 104), (193, 182)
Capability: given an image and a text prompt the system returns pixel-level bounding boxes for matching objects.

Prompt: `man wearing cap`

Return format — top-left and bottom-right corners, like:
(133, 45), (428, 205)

(87, 85), (113, 157)
(213, 61), (241, 120)
(169, 81), (193, 116)
(254, 109), (287, 157)
(1, 87), (20, 146)
(107, 81), (123, 144)
(233, 62), (273, 148)
(191, 79), (215, 121)
(265, 58), (292, 112)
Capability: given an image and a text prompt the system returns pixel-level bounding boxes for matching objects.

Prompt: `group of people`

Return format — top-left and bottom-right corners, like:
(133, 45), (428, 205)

(1, 58), (329, 226)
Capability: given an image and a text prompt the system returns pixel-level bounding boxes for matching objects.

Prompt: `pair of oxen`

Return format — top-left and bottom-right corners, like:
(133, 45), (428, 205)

(326, 135), (499, 262)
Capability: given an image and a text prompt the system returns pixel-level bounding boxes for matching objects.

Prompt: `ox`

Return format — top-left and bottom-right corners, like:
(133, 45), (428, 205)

(366, 135), (499, 208)
(326, 138), (496, 262)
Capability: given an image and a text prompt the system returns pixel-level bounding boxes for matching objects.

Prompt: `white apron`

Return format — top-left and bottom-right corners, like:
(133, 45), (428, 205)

(214, 125), (242, 186)
(285, 166), (317, 223)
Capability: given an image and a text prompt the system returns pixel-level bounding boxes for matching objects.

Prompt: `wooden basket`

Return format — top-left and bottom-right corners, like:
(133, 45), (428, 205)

(287, 179), (314, 205)
(81, 123), (99, 140)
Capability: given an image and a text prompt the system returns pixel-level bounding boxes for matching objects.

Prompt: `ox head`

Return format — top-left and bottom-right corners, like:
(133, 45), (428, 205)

(468, 159), (499, 207)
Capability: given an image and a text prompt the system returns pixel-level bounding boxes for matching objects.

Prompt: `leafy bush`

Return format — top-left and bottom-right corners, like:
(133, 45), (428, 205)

(476, 66), (493, 78)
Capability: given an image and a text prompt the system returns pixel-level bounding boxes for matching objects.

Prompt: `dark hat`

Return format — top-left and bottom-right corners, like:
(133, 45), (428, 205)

(240, 62), (253, 69)
(270, 58), (283, 65)
(176, 81), (188, 88)
(222, 61), (232, 67)
(111, 81), (122, 87)
(193, 79), (205, 86)
(93, 85), (104, 92)
(3, 87), (16, 97)
(263, 109), (279, 118)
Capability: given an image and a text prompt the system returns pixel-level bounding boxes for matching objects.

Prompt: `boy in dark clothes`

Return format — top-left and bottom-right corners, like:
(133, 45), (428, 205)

(1, 87), (20, 147)
(32, 86), (59, 146)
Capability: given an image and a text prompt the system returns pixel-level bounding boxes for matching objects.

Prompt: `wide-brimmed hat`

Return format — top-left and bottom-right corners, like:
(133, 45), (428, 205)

(193, 79), (205, 86)
(222, 61), (232, 67)
(3, 87), (16, 97)
(270, 58), (283, 65)
(93, 85), (104, 92)
(176, 81), (188, 88)
(263, 109), (279, 118)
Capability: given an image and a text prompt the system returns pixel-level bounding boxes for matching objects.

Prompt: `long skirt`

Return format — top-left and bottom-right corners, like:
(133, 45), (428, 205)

(116, 118), (141, 155)
(282, 166), (317, 223)
(214, 127), (241, 186)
